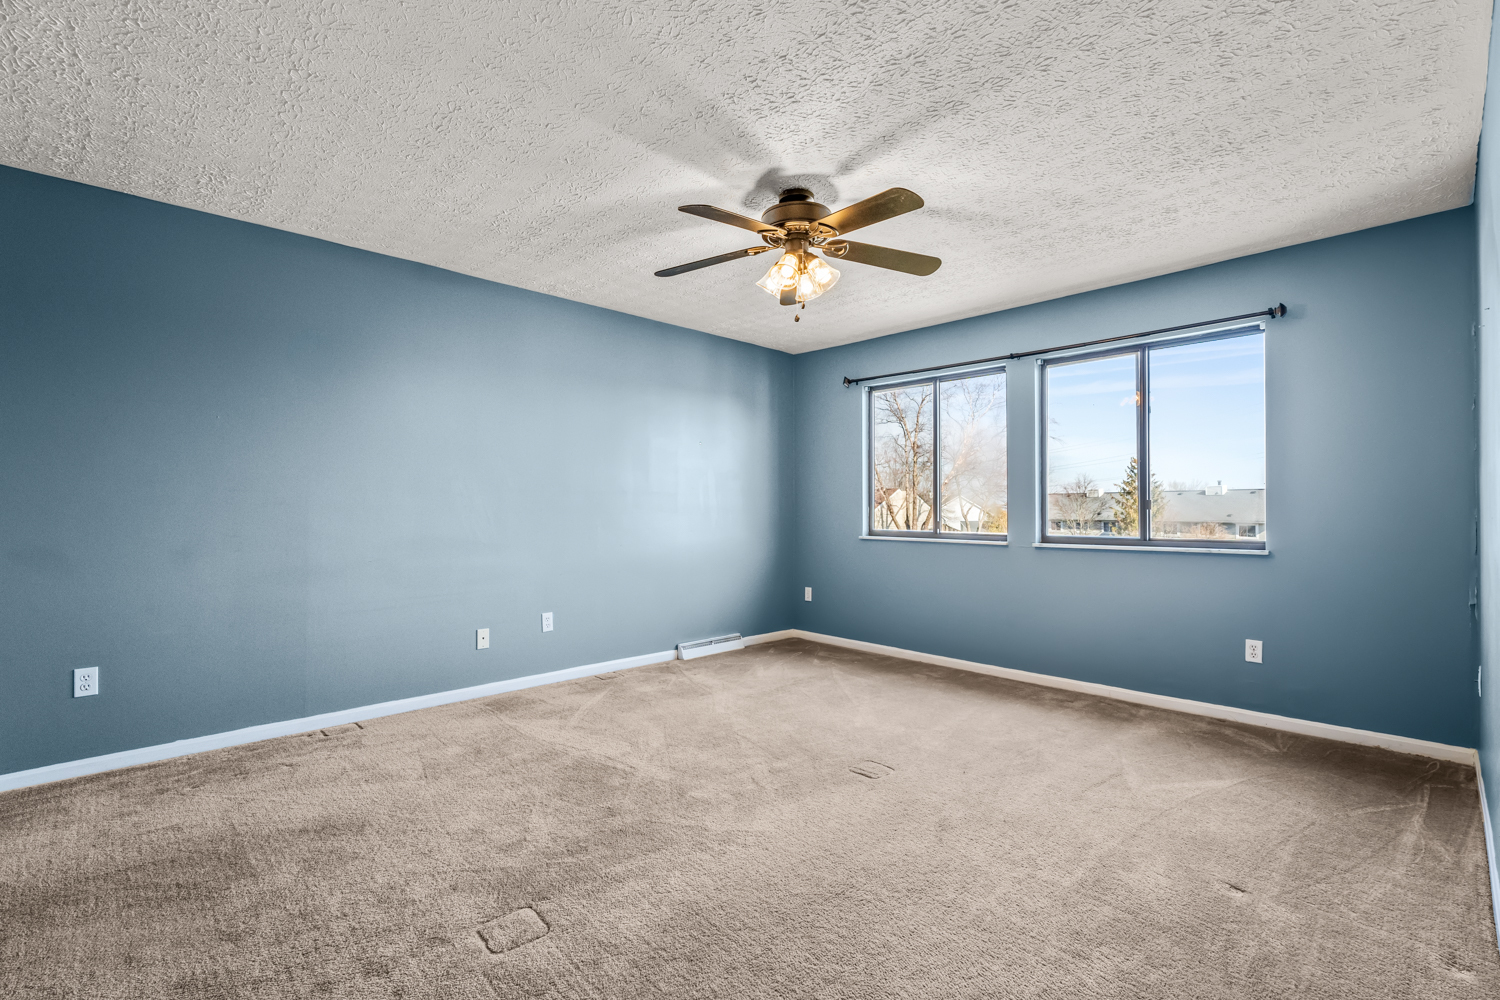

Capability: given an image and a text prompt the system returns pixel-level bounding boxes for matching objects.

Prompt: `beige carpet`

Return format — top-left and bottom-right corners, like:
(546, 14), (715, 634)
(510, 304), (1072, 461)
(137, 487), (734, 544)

(2, 638), (1496, 998)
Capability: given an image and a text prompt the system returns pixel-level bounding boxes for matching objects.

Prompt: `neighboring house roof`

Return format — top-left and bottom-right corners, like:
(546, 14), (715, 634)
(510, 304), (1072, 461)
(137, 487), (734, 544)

(1158, 489), (1265, 523)
(1048, 488), (1266, 523)
(875, 490), (1000, 527)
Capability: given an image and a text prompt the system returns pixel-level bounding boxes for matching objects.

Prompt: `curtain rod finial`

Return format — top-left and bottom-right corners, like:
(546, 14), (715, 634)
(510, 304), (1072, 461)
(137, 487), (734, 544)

(1272, 303), (1287, 318)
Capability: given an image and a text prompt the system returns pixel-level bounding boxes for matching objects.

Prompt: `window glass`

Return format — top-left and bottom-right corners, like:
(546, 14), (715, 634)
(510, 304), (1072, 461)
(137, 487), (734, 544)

(870, 383), (934, 531)
(1148, 334), (1266, 542)
(1045, 353), (1138, 537)
(939, 372), (1007, 533)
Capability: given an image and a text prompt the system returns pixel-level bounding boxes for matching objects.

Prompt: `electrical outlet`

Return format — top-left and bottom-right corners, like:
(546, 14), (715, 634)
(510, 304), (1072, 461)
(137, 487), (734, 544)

(477, 628), (489, 650)
(541, 612), (553, 633)
(73, 666), (99, 698)
(805, 587), (812, 602)
(1245, 640), (1263, 664)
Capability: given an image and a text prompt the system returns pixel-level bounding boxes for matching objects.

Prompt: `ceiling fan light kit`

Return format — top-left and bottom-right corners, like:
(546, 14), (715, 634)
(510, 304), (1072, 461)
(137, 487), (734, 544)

(756, 250), (839, 304)
(655, 186), (941, 320)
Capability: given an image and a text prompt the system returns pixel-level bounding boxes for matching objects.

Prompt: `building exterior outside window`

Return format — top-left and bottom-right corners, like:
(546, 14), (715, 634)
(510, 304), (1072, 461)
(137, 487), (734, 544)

(1040, 325), (1266, 550)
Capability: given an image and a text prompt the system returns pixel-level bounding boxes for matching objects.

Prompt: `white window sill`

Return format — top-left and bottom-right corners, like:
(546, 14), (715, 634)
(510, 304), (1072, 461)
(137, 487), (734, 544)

(1033, 542), (1268, 556)
(860, 534), (1008, 546)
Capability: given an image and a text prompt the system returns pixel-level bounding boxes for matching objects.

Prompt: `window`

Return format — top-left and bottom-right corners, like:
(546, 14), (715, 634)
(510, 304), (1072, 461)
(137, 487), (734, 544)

(1040, 327), (1265, 549)
(868, 368), (1007, 539)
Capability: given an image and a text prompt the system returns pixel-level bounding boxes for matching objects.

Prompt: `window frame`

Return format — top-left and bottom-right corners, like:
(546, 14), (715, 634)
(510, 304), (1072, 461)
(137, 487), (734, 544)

(863, 364), (1008, 542)
(1037, 324), (1267, 552)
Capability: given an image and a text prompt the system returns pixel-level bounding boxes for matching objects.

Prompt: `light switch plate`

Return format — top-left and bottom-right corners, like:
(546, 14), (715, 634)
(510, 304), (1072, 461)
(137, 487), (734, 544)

(541, 612), (553, 633)
(805, 587), (812, 602)
(477, 628), (489, 650)
(1245, 639), (1263, 664)
(73, 666), (99, 698)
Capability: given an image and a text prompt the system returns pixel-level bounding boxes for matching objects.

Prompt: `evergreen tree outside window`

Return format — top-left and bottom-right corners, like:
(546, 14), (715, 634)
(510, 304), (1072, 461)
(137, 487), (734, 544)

(1040, 327), (1266, 550)
(1112, 457), (1166, 536)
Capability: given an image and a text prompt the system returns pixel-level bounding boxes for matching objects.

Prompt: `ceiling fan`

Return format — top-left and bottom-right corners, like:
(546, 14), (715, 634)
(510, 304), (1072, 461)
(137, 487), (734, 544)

(655, 187), (941, 319)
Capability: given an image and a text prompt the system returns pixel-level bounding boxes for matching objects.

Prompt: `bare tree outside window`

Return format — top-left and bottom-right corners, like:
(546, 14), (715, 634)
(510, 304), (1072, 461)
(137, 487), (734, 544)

(870, 384), (934, 530)
(1049, 474), (1112, 534)
(939, 372), (1007, 533)
(869, 369), (1007, 537)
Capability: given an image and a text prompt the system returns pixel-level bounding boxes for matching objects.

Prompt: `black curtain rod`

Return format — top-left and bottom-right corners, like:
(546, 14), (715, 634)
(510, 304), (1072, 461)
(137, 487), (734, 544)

(841, 304), (1287, 387)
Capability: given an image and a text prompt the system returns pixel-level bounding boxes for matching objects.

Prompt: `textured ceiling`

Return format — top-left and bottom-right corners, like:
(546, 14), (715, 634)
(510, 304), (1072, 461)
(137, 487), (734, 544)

(0, 2), (1491, 353)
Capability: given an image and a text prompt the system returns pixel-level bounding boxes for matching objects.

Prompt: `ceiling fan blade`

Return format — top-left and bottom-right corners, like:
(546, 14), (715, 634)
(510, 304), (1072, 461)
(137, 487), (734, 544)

(815, 188), (925, 236)
(829, 240), (941, 276)
(678, 204), (782, 236)
(780, 285), (797, 306)
(654, 246), (769, 277)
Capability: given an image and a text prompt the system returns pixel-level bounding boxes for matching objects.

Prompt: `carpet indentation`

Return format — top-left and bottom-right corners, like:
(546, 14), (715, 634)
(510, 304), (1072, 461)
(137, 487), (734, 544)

(849, 760), (894, 779)
(477, 907), (548, 954)
(320, 723), (364, 737)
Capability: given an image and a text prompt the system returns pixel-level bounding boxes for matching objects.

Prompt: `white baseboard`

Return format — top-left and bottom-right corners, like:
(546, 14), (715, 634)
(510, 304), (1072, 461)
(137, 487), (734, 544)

(2, 628), (1479, 793)
(743, 629), (800, 645)
(1480, 759), (1500, 950)
(0, 647), (678, 794)
(748, 629), (1477, 765)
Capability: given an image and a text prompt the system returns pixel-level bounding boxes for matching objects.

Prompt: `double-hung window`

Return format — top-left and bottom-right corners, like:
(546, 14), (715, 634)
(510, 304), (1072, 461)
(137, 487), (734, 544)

(867, 367), (1007, 540)
(1040, 325), (1266, 550)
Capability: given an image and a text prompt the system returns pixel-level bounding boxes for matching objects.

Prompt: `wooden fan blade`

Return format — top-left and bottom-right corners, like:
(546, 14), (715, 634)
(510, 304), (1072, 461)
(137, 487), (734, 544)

(829, 240), (941, 276)
(678, 205), (782, 236)
(815, 188), (924, 235)
(780, 284), (797, 306)
(654, 247), (769, 277)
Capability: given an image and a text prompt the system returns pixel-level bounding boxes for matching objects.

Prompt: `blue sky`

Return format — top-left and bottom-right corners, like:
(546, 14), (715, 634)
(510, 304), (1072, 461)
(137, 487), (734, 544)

(1047, 333), (1265, 491)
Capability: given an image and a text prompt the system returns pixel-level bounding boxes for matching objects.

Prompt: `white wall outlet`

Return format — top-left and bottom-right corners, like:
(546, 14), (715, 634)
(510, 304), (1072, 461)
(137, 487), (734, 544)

(1245, 640), (1263, 664)
(73, 666), (99, 698)
(476, 628), (489, 650)
(805, 587), (812, 602)
(541, 612), (554, 633)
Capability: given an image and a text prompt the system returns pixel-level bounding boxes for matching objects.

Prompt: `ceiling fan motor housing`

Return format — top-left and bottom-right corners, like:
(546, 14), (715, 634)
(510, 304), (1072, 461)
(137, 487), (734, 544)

(761, 189), (832, 230)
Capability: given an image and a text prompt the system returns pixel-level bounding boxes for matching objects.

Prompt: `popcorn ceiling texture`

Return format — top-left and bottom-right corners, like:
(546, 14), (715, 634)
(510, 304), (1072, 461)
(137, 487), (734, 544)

(0, 1), (1490, 353)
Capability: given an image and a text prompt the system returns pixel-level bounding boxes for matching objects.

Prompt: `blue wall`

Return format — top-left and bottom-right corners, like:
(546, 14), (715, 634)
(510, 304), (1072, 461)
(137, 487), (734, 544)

(1, 160), (1487, 779)
(1477, 0), (1500, 911)
(791, 208), (1480, 748)
(0, 166), (794, 775)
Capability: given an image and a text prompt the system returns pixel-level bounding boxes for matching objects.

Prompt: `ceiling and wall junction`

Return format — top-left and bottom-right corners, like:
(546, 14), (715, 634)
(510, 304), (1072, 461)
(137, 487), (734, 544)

(0, 1), (1490, 352)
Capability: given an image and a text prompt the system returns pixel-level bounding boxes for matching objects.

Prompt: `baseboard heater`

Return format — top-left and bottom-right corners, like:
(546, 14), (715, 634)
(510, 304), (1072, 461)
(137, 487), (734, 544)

(676, 633), (746, 660)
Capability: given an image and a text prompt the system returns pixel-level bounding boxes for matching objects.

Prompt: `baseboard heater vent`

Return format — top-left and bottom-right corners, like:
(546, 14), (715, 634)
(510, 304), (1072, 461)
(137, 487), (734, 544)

(676, 633), (745, 660)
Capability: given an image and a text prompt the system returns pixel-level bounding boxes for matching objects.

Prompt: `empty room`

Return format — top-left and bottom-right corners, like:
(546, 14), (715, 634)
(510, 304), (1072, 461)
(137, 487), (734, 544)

(4, 2), (1500, 997)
